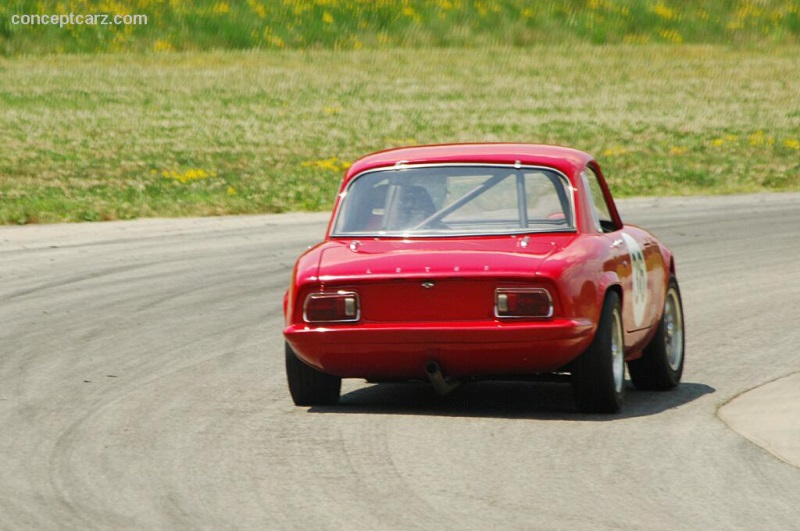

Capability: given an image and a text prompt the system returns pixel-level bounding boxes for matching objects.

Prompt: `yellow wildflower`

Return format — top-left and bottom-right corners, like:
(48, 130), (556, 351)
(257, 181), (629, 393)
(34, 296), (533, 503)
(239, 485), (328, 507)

(247, 0), (266, 19)
(603, 146), (628, 157)
(153, 39), (174, 52)
(302, 157), (351, 172)
(162, 168), (217, 184)
(669, 146), (688, 156)
(659, 29), (683, 44)
(783, 139), (800, 150)
(653, 2), (677, 21)
(212, 2), (230, 15)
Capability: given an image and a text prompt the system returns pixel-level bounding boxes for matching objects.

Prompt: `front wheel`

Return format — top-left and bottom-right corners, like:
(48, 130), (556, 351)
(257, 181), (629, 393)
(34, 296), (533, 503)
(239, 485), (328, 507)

(571, 291), (625, 413)
(628, 276), (685, 390)
(285, 342), (341, 406)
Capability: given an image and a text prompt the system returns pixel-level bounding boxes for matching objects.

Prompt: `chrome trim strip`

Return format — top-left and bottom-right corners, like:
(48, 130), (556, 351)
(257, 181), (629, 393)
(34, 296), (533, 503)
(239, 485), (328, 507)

(494, 287), (554, 319)
(330, 163), (577, 238)
(303, 290), (361, 323)
(334, 227), (576, 239)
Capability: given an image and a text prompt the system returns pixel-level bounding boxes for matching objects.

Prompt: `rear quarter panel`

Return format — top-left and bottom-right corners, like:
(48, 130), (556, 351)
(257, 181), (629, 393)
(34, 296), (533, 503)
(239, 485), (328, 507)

(542, 233), (621, 331)
(617, 225), (669, 352)
(285, 242), (326, 326)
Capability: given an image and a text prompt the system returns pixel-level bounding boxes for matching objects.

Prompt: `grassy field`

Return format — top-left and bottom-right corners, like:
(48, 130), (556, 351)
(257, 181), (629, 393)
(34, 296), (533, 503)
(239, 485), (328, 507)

(2, 0), (799, 54)
(1, 46), (799, 224)
(1, 1), (799, 224)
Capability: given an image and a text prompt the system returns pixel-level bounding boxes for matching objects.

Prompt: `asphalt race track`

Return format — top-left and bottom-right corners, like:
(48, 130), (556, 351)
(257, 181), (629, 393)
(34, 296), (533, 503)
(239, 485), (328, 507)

(1, 193), (799, 530)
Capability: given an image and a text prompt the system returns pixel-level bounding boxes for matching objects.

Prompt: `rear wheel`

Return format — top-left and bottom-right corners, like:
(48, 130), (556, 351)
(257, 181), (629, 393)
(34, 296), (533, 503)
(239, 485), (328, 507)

(571, 291), (625, 414)
(285, 342), (341, 406)
(628, 276), (685, 390)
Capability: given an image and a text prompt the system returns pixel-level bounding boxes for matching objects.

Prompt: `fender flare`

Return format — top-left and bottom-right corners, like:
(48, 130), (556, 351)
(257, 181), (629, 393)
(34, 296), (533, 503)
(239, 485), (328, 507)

(596, 271), (623, 329)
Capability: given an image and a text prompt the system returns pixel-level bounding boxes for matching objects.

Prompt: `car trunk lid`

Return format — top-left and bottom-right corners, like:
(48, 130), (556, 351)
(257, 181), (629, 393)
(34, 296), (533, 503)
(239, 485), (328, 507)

(317, 236), (570, 322)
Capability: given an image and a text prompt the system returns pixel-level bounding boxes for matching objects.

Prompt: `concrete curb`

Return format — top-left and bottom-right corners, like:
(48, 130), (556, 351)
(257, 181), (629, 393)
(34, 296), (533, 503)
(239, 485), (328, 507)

(719, 372), (800, 468)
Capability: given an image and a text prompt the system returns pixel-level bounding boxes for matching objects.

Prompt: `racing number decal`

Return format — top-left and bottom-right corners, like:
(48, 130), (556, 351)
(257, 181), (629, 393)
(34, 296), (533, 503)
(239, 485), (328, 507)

(621, 232), (647, 328)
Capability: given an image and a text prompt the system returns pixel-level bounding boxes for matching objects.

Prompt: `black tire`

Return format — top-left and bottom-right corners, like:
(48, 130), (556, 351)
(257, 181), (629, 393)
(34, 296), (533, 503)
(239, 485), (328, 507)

(572, 291), (625, 414)
(628, 275), (685, 390)
(285, 342), (341, 406)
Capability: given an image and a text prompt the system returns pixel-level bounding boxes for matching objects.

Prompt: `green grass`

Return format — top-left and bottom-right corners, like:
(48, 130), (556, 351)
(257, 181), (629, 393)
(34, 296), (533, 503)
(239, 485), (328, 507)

(1, 1), (799, 224)
(1, 45), (799, 224)
(1, 0), (799, 55)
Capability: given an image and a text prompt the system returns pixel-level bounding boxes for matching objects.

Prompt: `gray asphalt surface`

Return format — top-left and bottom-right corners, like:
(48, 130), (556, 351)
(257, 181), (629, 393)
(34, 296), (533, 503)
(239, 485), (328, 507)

(1, 193), (799, 530)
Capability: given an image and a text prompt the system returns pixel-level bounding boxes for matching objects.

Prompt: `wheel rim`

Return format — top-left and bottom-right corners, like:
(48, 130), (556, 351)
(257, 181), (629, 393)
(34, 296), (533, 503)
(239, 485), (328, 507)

(664, 288), (684, 372)
(611, 307), (624, 393)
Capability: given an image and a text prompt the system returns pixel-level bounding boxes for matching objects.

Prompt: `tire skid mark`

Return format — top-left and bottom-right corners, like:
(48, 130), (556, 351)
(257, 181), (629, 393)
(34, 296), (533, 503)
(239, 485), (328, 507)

(1, 248), (292, 306)
(44, 346), (268, 529)
(340, 418), (445, 528)
(2, 263), (152, 301)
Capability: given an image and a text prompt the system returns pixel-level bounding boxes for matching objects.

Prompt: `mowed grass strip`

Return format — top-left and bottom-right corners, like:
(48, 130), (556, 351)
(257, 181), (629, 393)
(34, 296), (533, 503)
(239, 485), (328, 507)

(1, 46), (799, 224)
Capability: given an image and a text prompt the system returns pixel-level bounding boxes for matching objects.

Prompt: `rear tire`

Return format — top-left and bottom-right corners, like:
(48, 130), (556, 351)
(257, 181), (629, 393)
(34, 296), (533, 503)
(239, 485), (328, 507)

(572, 291), (625, 414)
(628, 276), (685, 390)
(285, 342), (341, 406)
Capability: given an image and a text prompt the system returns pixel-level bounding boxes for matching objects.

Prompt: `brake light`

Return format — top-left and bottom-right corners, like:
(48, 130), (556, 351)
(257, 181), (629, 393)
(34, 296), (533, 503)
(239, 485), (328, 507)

(303, 291), (360, 323)
(495, 288), (553, 318)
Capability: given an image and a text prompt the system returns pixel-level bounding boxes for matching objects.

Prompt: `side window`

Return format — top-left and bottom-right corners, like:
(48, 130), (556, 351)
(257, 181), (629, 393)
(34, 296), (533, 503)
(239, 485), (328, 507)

(524, 171), (568, 223)
(582, 168), (615, 233)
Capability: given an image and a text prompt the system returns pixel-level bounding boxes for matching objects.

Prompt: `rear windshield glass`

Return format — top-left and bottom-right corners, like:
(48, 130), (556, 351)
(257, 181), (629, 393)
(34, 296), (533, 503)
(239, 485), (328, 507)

(331, 165), (574, 237)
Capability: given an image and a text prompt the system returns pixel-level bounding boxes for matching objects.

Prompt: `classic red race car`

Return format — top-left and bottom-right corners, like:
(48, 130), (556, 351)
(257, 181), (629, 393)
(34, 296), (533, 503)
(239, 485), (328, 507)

(283, 143), (685, 413)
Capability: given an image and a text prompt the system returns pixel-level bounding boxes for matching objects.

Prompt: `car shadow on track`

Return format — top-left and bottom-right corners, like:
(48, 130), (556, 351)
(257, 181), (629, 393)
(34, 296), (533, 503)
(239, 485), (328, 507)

(308, 380), (715, 420)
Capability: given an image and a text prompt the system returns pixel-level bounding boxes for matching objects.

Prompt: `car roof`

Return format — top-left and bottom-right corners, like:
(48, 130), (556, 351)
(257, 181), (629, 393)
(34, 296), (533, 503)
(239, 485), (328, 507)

(344, 143), (594, 184)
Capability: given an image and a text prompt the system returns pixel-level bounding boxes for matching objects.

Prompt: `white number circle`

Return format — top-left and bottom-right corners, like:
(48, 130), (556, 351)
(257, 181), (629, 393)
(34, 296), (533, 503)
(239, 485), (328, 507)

(621, 232), (647, 328)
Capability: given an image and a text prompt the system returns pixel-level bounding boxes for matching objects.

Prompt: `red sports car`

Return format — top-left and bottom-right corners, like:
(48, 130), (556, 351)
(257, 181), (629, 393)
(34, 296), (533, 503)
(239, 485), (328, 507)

(283, 144), (685, 413)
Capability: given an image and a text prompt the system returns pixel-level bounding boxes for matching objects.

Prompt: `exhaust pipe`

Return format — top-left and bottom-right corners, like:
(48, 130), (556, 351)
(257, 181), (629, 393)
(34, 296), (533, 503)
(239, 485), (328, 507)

(425, 361), (461, 396)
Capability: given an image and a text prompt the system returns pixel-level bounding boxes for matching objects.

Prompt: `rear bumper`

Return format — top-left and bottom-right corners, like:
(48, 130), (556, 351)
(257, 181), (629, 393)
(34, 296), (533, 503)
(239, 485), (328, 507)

(284, 319), (595, 379)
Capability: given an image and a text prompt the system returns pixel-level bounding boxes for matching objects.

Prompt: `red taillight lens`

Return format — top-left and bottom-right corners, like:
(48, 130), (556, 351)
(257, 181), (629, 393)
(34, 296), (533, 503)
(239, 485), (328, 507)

(303, 291), (359, 323)
(495, 288), (553, 318)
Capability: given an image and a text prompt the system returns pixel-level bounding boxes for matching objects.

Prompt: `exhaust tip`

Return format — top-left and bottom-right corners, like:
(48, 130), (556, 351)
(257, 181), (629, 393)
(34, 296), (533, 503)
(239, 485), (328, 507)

(425, 361), (440, 376)
(425, 360), (461, 396)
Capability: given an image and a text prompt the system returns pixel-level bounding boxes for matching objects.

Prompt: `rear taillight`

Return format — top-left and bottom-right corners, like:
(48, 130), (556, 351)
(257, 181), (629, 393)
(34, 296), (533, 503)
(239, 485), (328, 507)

(303, 291), (360, 323)
(495, 288), (553, 319)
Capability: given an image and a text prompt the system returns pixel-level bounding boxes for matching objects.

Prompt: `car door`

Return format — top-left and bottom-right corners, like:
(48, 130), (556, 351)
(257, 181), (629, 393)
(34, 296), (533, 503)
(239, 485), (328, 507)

(584, 165), (667, 336)
(581, 166), (655, 334)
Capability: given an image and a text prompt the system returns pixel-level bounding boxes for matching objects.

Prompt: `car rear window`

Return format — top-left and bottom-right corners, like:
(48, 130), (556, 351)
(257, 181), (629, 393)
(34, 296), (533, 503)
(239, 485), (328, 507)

(332, 165), (574, 237)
